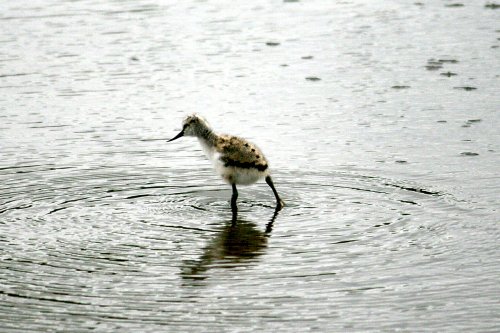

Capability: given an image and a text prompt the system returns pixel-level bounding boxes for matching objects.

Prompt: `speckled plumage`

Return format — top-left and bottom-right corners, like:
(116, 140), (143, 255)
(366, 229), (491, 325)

(168, 114), (284, 212)
(216, 135), (268, 176)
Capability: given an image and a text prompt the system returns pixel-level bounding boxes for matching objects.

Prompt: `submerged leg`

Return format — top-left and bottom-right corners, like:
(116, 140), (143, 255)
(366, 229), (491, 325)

(265, 176), (284, 211)
(231, 183), (238, 212)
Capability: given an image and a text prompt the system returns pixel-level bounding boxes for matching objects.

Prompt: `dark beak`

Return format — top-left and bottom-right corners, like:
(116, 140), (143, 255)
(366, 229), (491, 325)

(168, 130), (184, 142)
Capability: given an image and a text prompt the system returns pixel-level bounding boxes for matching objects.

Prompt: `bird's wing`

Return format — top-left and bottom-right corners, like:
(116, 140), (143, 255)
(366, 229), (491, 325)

(216, 135), (269, 171)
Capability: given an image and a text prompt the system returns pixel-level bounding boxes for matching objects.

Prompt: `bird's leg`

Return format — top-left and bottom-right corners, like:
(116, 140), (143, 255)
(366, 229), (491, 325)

(265, 176), (284, 211)
(231, 183), (238, 213)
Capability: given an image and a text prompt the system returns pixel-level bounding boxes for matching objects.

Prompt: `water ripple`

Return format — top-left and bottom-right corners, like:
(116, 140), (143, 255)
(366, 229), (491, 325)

(1, 0), (498, 331)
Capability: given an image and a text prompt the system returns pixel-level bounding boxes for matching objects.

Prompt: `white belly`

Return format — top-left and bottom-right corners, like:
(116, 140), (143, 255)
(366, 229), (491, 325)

(218, 164), (265, 185)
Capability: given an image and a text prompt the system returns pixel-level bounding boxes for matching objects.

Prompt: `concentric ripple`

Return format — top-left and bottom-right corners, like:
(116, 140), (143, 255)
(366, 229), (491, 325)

(1, 164), (482, 332)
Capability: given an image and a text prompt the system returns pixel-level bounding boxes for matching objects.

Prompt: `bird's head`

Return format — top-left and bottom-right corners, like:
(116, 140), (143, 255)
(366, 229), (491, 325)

(168, 114), (211, 142)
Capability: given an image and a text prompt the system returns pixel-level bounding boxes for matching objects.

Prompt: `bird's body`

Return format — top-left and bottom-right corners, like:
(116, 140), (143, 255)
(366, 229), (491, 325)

(168, 114), (284, 212)
(202, 134), (269, 185)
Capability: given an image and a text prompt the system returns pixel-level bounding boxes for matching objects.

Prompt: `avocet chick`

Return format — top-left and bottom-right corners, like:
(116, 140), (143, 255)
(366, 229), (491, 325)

(168, 114), (284, 212)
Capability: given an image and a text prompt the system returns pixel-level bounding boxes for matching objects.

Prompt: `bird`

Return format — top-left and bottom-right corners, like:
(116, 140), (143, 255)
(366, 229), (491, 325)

(168, 114), (284, 213)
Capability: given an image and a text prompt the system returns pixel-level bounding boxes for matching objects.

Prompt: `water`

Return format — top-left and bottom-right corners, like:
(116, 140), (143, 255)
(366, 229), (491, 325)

(1, 1), (499, 331)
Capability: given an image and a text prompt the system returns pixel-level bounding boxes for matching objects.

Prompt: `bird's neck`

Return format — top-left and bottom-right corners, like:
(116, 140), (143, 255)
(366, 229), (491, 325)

(196, 127), (218, 160)
(196, 126), (218, 147)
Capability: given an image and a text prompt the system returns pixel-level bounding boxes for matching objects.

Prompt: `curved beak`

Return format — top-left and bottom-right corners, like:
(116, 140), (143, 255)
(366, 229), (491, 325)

(167, 130), (184, 142)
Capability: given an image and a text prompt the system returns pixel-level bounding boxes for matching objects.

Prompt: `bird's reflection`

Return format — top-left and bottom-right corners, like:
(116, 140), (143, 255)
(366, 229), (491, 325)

(181, 207), (281, 282)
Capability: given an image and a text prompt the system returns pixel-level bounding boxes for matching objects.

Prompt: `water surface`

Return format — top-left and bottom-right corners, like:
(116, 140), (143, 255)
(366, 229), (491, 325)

(1, 1), (499, 332)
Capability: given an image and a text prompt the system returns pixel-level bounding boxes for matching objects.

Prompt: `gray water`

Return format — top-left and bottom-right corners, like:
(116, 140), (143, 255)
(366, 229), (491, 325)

(1, 1), (499, 332)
